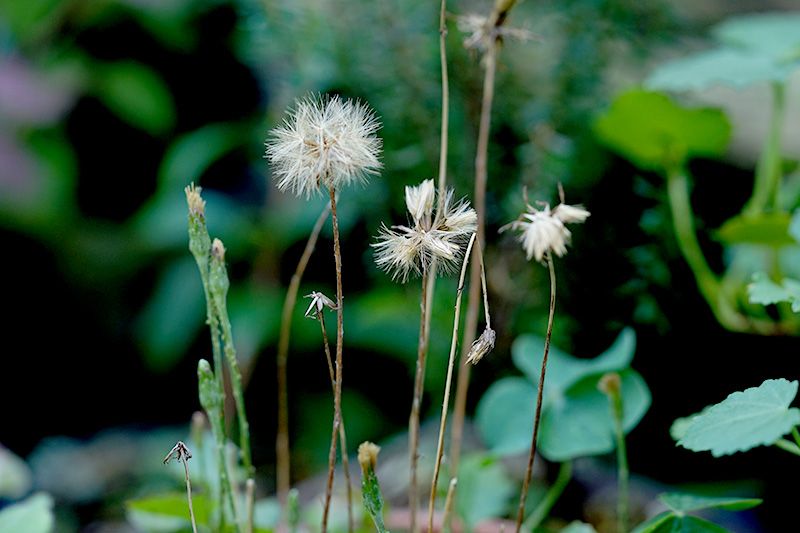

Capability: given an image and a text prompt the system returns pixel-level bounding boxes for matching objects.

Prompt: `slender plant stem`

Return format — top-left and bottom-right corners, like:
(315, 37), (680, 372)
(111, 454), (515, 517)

(182, 457), (199, 533)
(441, 478), (458, 533)
(609, 384), (628, 533)
(276, 203), (331, 509)
(318, 311), (354, 533)
(319, 311), (339, 533)
(776, 438), (800, 456)
(514, 254), (557, 533)
(793, 427), (800, 448)
(436, 0), (449, 205)
(746, 81), (786, 215)
(522, 461), (572, 531)
(451, 32), (499, 478)
(328, 186), (348, 532)
(245, 478), (255, 533)
(409, 266), (430, 533)
(216, 301), (253, 477)
(428, 234), (478, 533)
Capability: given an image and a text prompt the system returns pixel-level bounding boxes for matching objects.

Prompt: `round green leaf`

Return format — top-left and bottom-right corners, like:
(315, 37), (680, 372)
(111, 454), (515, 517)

(713, 12), (800, 59)
(594, 90), (731, 172)
(678, 378), (800, 456)
(716, 212), (794, 247)
(475, 377), (535, 455)
(455, 454), (516, 529)
(0, 493), (54, 533)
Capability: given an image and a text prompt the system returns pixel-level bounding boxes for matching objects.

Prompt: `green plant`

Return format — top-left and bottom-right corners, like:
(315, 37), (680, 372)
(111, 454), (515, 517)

(632, 493), (761, 533)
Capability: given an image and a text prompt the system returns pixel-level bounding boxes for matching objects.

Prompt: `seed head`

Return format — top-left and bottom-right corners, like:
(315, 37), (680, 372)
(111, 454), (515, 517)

(501, 197), (589, 263)
(265, 94), (382, 198)
(457, 13), (534, 52)
(373, 179), (477, 282)
(304, 291), (338, 319)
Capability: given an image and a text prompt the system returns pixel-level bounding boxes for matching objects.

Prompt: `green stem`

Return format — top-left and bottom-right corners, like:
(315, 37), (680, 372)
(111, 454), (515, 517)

(523, 461), (572, 531)
(746, 81), (786, 215)
(612, 392), (628, 533)
(792, 427), (800, 448)
(775, 438), (800, 457)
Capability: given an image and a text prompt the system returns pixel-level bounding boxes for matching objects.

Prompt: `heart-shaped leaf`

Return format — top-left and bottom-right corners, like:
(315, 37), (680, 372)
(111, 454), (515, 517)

(660, 493), (761, 514)
(0, 493), (54, 533)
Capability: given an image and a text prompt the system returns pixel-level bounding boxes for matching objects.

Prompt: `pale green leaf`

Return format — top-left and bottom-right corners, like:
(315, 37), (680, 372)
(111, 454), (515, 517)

(561, 522), (598, 533)
(0, 493), (54, 533)
(789, 210), (800, 243)
(475, 377), (536, 455)
(660, 493), (761, 513)
(713, 12), (800, 60)
(647, 48), (792, 91)
(632, 513), (730, 533)
(748, 272), (791, 306)
(127, 493), (210, 532)
(455, 454), (515, 529)
(0, 446), (32, 499)
(678, 378), (800, 456)
(594, 90), (730, 172)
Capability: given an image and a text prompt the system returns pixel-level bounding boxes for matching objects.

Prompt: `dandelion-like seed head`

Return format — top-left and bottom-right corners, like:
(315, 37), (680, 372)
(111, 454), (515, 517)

(457, 13), (535, 52)
(501, 195), (590, 263)
(265, 94), (382, 198)
(373, 180), (477, 282)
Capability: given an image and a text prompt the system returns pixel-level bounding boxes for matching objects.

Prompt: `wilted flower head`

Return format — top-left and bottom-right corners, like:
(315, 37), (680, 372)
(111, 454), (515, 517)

(457, 13), (534, 52)
(304, 291), (338, 319)
(466, 326), (496, 365)
(265, 94), (382, 198)
(501, 197), (590, 263)
(373, 179), (477, 282)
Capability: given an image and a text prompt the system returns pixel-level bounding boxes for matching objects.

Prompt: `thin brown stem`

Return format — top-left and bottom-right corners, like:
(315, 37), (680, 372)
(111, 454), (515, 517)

(318, 310), (355, 533)
(328, 186), (348, 532)
(451, 36), (499, 476)
(436, 0), (449, 206)
(182, 457), (198, 533)
(428, 234), (477, 533)
(514, 255), (557, 533)
(409, 267), (430, 533)
(276, 204), (331, 509)
(442, 478), (458, 533)
(319, 311), (339, 533)
(245, 478), (256, 533)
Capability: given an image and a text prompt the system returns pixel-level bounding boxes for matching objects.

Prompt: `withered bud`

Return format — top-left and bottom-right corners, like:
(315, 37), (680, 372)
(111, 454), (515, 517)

(466, 327), (496, 365)
(304, 291), (338, 319)
(185, 183), (206, 219)
(211, 238), (226, 261)
(598, 372), (622, 396)
(357, 441), (381, 474)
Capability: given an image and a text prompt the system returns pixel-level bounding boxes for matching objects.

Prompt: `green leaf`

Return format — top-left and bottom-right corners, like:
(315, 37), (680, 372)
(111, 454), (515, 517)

(455, 454), (515, 530)
(512, 328), (636, 393)
(660, 493), (761, 514)
(632, 512), (730, 533)
(157, 124), (245, 192)
(127, 493), (210, 531)
(477, 330), (651, 461)
(748, 272), (791, 306)
(716, 212), (794, 247)
(561, 522), (598, 533)
(789, 210), (800, 243)
(475, 377), (536, 455)
(594, 90), (730, 172)
(678, 378), (800, 456)
(92, 61), (175, 135)
(646, 48), (792, 91)
(713, 12), (800, 60)
(134, 258), (206, 372)
(0, 493), (54, 533)
(0, 446), (32, 499)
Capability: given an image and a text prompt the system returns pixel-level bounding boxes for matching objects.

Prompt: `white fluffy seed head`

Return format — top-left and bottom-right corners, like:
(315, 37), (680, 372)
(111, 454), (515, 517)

(265, 94), (382, 198)
(502, 200), (589, 263)
(373, 181), (477, 283)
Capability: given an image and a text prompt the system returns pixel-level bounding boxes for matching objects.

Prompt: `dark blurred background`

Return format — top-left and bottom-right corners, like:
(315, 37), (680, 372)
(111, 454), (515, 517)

(1, 0), (799, 531)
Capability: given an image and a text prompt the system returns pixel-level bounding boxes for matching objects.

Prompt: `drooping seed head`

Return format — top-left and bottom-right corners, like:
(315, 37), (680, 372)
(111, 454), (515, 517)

(501, 196), (589, 263)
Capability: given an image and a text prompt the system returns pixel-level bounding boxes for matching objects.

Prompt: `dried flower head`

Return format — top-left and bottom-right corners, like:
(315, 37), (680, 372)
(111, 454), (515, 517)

(357, 441), (381, 474)
(466, 326), (496, 365)
(265, 94), (382, 198)
(501, 197), (590, 263)
(304, 291), (338, 319)
(373, 179), (477, 282)
(163, 441), (192, 464)
(457, 13), (534, 52)
(185, 183), (206, 219)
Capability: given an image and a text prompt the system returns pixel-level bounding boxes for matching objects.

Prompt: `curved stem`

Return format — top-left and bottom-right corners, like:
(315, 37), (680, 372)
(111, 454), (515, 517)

(409, 267), (430, 533)
(514, 255), (557, 533)
(451, 34), (498, 478)
(746, 81), (786, 215)
(522, 461), (572, 532)
(182, 458), (199, 533)
(276, 204), (330, 509)
(428, 234), (478, 533)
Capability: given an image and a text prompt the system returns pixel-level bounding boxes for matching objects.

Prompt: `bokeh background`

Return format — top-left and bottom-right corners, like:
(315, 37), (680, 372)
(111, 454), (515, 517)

(1, 0), (799, 531)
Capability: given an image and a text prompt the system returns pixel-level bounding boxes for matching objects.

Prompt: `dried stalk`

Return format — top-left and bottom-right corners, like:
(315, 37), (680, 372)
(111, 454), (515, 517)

(514, 255), (557, 533)
(408, 267), (430, 533)
(276, 203), (331, 508)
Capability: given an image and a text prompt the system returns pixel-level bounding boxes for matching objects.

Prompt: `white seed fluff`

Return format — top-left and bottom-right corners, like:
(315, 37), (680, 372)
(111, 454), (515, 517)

(502, 201), (590, 262)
